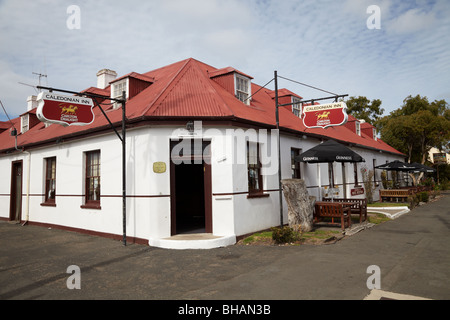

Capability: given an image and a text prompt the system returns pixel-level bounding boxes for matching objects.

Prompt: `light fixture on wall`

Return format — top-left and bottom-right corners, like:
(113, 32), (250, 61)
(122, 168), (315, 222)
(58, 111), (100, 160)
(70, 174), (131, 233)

(186, 121), (194, 134)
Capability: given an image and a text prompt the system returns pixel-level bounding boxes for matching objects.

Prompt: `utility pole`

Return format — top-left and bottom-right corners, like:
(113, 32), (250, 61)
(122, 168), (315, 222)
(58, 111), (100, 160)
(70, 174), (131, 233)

(122, 91), (127, 246)
(274, 71), (283, 227)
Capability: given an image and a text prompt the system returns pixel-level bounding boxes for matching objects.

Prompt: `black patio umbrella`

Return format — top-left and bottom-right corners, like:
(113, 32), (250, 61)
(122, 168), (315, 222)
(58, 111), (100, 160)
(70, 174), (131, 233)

(295, 140), (364, 200)
(374, 160), (417, 171)
(295, 139), (365, 163)
(409, 162), (436, 173)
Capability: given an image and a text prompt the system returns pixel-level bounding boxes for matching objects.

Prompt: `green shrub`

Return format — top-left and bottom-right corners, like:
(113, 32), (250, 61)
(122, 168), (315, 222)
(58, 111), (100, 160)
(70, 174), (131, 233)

(439, 179), (449, 191)
(418, 191), (429, 203)
(271, 226), (300, 244)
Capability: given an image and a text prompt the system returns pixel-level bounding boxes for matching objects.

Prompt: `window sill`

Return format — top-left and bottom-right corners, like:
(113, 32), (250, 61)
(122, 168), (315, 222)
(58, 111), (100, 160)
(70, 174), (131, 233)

(247, 192), (270, 199)
(40, 202), (56, 207)
(80, 204), (102, 210)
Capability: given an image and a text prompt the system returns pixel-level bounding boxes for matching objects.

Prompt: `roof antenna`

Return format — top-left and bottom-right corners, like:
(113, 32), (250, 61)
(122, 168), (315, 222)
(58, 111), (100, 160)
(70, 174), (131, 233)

(32, 72), (48, 91)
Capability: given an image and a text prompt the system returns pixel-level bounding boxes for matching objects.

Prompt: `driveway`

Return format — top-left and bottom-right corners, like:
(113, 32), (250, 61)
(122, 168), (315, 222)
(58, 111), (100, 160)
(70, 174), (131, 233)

(1, 193), (449, 301)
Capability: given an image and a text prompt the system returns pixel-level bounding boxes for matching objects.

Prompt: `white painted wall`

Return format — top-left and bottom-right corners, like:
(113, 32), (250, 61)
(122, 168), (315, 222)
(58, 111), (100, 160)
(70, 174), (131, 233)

(0, 123), (406, 241)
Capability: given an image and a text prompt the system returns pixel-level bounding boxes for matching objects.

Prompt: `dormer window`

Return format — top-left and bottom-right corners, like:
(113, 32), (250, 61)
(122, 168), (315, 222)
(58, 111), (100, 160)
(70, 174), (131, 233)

(355, 120), (361, 136)
(113, 79), (127, 99)
(235, 74), (251, 105)
(111, 79), (128, 109)
(373, 128), (377, 141)
(292, 96), (302, 117)
(21, 114), (29, 133)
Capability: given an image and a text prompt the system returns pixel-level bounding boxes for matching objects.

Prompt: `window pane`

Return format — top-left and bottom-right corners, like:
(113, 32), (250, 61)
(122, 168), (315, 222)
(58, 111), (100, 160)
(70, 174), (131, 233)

(48, 180), (56, 200)
(248, 143), (258, 165)
(247, 143), (262, 193)
(45, 157), (56, 202)
(86, 151), (100, 203)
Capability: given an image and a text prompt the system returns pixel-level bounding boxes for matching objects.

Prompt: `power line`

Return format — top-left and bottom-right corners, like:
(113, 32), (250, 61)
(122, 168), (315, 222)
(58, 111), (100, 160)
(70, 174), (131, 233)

(278, 75), (338, 96)
(243, 77), (274, 103)
(0, 99), (18, 131)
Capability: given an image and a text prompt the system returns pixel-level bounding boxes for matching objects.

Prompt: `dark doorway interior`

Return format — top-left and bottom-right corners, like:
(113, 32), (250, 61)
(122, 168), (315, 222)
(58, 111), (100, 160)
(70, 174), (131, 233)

(175, 163), (205, 234)
(10, 161), (23, 222)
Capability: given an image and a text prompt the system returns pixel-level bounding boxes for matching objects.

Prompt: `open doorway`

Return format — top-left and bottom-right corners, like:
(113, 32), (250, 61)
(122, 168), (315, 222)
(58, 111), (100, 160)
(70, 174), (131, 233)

(174, 163), (205, 233)
(170, 140), (212, 235)
(10, 161), (23, 222)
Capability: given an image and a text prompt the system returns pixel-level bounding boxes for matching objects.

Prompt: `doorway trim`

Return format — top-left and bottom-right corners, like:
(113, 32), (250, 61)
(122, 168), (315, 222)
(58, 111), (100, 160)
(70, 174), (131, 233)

(10, 160), (23, 222)
(169, 139), (212, 236)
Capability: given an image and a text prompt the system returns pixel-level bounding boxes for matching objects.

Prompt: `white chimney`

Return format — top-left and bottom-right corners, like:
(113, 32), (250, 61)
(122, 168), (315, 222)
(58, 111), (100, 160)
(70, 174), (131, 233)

(27, 95), (37, 111)
(96, 69), (117, 89)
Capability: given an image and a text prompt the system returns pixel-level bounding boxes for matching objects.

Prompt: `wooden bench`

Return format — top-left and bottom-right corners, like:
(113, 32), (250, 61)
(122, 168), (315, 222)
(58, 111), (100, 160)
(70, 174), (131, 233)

(314, 202), (351, 230)
(322, 198), (367, 223)
(379, 189), (410, 202)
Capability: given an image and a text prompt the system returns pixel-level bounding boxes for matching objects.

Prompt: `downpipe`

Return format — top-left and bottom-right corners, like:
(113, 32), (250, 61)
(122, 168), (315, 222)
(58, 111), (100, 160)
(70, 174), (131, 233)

(14, 135), (30, 226)
(21, 149), (31, 226)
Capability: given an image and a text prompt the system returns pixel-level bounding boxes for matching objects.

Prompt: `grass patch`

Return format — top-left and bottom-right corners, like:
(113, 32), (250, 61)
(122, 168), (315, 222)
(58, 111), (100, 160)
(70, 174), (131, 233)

(239, 228), (342, 246)
(241, 231), (273, 245)
(367, 213), (391, 224)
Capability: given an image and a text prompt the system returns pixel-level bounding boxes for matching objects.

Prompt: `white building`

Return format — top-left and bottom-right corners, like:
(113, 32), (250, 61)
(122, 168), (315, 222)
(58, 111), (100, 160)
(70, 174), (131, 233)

(0, 58), (405, 249)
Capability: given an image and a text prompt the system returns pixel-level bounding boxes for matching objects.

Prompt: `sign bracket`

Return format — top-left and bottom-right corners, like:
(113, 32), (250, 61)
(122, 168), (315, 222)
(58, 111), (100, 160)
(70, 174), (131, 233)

(37, 85), (128, 246)
(278, 94), (349, 107)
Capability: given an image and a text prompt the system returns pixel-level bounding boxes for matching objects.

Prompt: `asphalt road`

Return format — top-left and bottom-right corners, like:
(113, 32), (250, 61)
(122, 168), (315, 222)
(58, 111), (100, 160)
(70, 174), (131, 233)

(1, 193), (449, 302)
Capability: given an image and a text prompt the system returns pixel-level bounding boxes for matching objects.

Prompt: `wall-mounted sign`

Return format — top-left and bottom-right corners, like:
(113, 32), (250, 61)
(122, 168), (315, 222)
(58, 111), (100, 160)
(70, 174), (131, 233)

(36, 92), (95, 127)
(433, 153), (447, 164)
(153, 162), (166, 173)
(351, 187), (365, 196)
(303, 101), (348, 129)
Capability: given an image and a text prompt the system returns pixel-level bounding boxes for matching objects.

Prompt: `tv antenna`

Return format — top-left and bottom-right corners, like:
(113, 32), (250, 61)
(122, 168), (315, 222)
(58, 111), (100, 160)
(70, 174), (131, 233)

(18, 71), (48, 93)
(32, 72), (48, 88)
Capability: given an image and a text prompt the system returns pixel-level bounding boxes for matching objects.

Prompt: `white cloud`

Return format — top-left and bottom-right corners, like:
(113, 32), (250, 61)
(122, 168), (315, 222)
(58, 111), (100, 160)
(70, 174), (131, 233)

(387, 7), (437, 34)
(0, 0), (449, 121)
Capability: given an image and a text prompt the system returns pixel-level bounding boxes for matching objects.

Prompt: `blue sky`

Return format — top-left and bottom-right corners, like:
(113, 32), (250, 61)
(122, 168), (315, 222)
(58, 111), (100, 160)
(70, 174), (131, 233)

(1, 0), (449, 121)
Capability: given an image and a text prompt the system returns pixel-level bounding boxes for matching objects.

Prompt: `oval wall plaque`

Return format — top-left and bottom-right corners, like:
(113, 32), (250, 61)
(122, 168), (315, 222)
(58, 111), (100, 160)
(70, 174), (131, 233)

(153, 162), (166, 173)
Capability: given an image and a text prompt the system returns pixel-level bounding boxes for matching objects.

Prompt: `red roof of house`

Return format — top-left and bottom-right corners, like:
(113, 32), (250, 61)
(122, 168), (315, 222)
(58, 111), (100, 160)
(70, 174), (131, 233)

(110, 72), (155, 84)
(0, 58), (404, 156)
(208, 66), (253, 79)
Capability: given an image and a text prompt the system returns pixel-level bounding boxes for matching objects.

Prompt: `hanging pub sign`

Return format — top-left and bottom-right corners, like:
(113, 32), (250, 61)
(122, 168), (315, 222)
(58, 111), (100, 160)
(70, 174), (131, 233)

(433, 153), (447, 165)
(302, 101), (348, 129)
(36, 92), (95, 127)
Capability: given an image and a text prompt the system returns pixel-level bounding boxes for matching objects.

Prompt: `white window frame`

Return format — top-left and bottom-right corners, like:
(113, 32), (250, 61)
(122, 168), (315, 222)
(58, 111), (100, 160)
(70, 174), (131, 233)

(111, 79), (128, 109)
(373, 128), (377, 141)
(234, 73), (251, 105)
(355, 120), (361, 136)
(292, 96), (302, 117)
(21, 114), (29, 133)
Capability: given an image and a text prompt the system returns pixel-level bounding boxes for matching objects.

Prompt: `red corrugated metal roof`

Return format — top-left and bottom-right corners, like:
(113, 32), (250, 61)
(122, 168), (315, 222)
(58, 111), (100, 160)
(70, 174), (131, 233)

(0, 58), (404, 156)
(208, 66), (253, 79)
(110, 72), (154, 84)
(268, 88), (303, 100)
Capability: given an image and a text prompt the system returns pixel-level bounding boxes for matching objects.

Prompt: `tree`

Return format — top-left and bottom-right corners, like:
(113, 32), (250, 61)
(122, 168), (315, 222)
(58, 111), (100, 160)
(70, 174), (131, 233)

(345, 96), (385, 127)
(379, 95), (450, 164)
